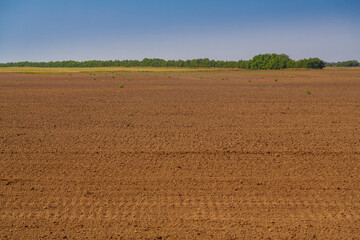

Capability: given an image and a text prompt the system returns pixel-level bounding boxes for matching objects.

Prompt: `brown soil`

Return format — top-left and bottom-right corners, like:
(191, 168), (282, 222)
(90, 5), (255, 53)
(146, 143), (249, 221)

(1, 68), (360, 239)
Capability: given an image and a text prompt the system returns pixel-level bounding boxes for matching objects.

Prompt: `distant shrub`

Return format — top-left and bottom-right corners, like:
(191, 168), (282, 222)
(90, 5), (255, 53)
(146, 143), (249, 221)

(296, 58), (325, 69)
(249, 54), (296, 70)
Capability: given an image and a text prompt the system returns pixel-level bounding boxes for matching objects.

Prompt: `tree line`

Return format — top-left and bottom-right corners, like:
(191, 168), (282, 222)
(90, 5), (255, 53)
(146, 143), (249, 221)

(325, 60), (359, 67)
(0, 54), (326, 69)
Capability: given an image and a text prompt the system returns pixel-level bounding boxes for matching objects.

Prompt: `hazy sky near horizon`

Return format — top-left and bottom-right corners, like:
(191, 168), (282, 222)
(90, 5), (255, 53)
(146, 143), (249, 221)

(1, 0), (359, 62)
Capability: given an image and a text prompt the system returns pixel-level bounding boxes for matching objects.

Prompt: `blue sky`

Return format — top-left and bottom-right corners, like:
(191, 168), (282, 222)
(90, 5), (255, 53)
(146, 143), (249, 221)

(0, 0), (359, 62)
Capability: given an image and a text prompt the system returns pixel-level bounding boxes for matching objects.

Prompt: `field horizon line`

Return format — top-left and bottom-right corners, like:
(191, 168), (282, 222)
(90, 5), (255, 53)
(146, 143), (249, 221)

(0, 66), (352, 74)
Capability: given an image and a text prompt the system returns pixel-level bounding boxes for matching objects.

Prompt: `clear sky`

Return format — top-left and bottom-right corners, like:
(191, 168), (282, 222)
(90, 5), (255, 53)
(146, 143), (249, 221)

(0, 0), (359, 62)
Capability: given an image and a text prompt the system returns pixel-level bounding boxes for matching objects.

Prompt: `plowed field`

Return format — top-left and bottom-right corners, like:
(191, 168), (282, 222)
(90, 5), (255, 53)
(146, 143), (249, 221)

(1, 68), (360, 239)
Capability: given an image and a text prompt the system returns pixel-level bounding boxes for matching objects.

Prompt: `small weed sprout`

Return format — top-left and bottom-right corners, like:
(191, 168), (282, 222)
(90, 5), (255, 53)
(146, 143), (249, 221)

(306, 90), (311, 95)
(248, 80), (252, 83)
(268, 85), (273, 88)
(128, 79), (131, 81)
(160, 83), (163, 86)
(274, 79), (278, 82)
(118, 84), (124, 88)
(286, 90), (291, 94)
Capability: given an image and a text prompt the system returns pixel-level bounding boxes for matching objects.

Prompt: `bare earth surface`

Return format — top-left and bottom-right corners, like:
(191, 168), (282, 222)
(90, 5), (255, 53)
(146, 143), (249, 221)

(1, 68), (360, 239)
